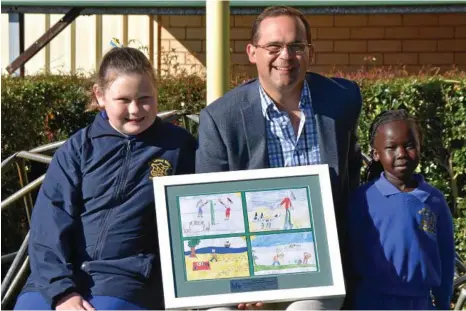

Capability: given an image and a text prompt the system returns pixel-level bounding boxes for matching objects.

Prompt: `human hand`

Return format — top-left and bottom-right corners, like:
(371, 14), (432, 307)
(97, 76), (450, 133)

(56, 292), (95, 310)
(237, 302), (264, 310)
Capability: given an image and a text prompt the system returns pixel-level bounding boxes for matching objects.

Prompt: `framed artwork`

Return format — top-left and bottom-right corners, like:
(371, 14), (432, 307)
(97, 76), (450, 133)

(153, 165), (345, 310)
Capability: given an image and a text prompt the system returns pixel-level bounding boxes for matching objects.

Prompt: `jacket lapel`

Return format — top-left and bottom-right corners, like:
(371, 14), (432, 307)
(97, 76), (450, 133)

(307, 74), (339, 175)
(240, 80), (268, 169)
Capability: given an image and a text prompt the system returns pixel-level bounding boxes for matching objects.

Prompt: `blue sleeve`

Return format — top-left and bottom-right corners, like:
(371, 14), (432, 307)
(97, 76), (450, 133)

(28, 140), (82, 304)
(432, 198), (455, 310)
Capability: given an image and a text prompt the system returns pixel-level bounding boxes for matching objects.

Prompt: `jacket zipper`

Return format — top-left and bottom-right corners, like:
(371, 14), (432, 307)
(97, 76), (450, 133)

(91, 139), (132, 259)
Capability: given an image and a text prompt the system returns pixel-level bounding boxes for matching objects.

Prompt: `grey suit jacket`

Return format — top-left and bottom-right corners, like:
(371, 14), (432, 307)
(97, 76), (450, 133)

(196, 72), (362, 226)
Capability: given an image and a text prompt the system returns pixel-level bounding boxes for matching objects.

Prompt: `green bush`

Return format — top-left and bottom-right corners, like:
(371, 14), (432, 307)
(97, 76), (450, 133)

(1, 69), (465, 262)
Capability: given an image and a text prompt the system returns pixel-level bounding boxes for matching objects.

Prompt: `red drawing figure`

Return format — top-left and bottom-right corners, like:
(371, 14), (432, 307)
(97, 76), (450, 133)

(218, 197), (233, 220)
(303, 252), (312, 264)
(280, 190), (296, 229)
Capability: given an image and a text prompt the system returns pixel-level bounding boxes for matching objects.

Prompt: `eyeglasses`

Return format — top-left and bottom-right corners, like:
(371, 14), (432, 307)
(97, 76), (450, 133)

(254, 42), (313, 55)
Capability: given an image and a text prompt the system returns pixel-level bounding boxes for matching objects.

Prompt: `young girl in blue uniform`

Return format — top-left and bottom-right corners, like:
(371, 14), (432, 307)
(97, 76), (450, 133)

(14, 47), (196, 310)
(347, 109), (455, 310)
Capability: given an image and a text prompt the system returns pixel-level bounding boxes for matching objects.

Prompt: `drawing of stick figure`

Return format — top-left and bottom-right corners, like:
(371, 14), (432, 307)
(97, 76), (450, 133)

(196, 199), (208, 218)
(218, 197), (233, 220)
(280, 190), (295, 230)
(209, 249), (218, 262)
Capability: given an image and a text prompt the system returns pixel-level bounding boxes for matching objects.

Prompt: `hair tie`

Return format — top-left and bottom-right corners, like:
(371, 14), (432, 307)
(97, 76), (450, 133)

(110, 38), (123, 48)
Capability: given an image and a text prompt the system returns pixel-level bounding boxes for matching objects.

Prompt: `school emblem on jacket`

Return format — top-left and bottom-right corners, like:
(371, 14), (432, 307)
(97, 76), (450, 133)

(418, 207), (437, 234)
(149, 159), (172, 178)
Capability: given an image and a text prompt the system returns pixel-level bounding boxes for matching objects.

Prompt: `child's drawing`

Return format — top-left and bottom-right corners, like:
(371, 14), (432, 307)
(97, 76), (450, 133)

(179, 193), (245, 237)
(245, 188), (312, 232)
(251, 232), (317, 275)
(184, 237), (249, 281)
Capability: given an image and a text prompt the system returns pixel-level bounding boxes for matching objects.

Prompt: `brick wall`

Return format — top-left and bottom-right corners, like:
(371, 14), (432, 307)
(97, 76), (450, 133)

(158, 12), (466, 76)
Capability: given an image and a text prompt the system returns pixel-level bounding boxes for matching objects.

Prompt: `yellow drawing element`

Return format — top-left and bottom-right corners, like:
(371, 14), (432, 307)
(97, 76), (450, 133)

(185, 253), (249, 281)
(235, 192), (241, 197)
(149, 159), (172, 178)
(250, 236), (256, 241)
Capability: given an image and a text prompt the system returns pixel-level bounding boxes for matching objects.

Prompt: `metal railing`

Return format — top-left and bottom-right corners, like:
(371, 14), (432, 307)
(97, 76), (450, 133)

(1, 110), (465, 309)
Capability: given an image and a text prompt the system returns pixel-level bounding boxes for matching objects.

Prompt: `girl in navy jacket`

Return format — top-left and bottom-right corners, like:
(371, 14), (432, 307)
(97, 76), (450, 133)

(347, 109), (455, 310)
(14, 47), (196, 310)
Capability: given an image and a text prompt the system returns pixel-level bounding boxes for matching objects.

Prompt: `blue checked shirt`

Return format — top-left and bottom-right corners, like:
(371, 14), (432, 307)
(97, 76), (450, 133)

(259, 81), (321, 168)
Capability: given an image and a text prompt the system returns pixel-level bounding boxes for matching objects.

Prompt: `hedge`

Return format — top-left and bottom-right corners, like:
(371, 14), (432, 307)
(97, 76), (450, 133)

(1, 69), (465, 262)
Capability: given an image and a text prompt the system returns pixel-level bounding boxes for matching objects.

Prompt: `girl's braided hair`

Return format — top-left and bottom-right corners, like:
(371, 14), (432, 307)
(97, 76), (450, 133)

(364, 109), (420, 182)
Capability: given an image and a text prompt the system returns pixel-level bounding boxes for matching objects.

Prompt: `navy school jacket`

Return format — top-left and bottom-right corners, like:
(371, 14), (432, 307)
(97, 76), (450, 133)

(21, 113), (196, 309)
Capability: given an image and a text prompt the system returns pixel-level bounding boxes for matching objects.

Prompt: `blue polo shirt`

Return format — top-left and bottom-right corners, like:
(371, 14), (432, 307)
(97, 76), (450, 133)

(347, 173), (455, 310)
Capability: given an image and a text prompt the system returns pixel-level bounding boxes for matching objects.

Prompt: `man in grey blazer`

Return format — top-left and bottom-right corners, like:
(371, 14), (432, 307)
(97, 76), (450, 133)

(196, 6), (362, 310)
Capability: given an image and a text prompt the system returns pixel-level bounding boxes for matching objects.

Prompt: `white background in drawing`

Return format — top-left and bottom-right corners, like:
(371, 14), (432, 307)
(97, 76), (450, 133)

(179, 192), (246, 237)
(246, 188), (312, 232)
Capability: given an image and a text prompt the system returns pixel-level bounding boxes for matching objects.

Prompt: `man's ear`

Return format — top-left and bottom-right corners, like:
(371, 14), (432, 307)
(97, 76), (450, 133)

(246, 43), (257, 64)
(93, 84), (105, 109)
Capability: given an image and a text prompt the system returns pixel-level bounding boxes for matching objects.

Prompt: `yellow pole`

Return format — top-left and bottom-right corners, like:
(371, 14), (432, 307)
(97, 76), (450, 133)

(206, 0), (230, 105)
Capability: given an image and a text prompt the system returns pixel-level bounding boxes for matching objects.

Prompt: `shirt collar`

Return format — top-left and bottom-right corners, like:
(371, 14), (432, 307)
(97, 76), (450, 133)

(259, 80), (312, 117)
(374, 172), (432, 202)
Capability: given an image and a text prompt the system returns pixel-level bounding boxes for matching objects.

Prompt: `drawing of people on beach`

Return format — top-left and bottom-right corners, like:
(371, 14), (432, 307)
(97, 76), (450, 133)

(179, 193), (245, 237)
(184, 237), (249, 281)
(245, 188), (312, 232)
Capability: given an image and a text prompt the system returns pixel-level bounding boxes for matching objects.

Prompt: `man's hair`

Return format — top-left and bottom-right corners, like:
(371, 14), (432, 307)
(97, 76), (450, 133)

(250, 6), (312, 45)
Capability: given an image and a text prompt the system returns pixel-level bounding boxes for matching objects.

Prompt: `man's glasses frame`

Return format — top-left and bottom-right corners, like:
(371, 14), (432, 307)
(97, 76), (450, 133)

(253, 42), (313, 55)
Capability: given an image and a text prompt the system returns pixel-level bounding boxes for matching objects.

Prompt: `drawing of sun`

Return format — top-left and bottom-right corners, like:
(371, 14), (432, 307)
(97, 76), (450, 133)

(250, 236), (256, 241)
(235, 193), (241, 197)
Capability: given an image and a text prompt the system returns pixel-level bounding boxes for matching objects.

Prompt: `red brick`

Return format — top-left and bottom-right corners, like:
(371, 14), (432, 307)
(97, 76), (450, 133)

(170, 16), (202, 27)
(403, 14), (438, 26)
(161, 27), (186, 40)
(438, 39), (466, 52)
(439, 13), (466, 25)
(334, 15), (367, 26)
(306, 15), (334, 27)
(315, 53), (349, 65)
(454, 53), (466, 64)
(456, 26), (466, 38)
(351, 27), (385, 39)
(234, 16), (257, 27)
(368, 40), (402, 52)
(334, 40), (367, 52)
(312, 40), (333, 52)
(419, 27), (454, 39)
(234, 40), (249, 53)
(231, 53), (250, 65)
(186, 28), (205, 40)
(403, 40), (437, 52)
(231, 28), (251, 40)
(384, 53), (418, 65)
(368, 14), (402, 26)
(419, 53), (454, 65)
(317, 28), (350, 39)
(385, 27), (419, 39)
